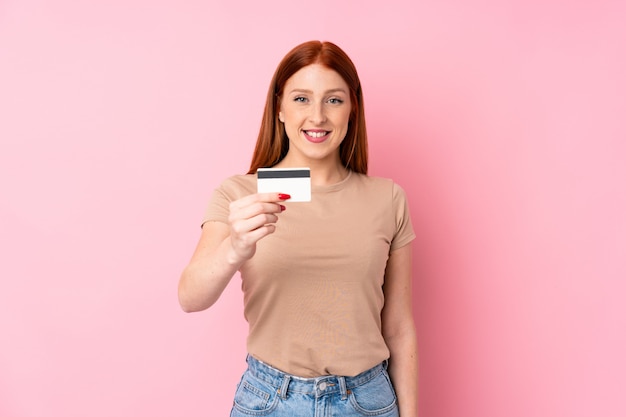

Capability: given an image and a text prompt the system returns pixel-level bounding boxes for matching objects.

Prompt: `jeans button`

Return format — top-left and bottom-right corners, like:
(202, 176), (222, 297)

(319, 382), (327, 391)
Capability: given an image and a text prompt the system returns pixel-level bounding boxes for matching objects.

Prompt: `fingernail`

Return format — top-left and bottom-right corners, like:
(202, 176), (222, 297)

(278, 193), (291, 200)
(279, 204), (286, 211)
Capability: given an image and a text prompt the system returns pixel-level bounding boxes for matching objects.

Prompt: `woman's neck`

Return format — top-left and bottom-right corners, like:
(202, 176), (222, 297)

(274, 156), (348, 186)
(309, 164), (349, 186)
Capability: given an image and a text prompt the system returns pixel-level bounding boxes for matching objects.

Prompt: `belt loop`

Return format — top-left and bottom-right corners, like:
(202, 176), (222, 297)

(279, 375), (291, 400)
(338, 376), (348, 400)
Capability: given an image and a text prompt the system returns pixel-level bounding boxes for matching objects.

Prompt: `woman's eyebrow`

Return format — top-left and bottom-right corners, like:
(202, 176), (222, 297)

(288, 88), (348, 95)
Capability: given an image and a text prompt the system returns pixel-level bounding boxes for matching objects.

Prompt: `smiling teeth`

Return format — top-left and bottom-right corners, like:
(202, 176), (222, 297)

(306, 131), (327, 138)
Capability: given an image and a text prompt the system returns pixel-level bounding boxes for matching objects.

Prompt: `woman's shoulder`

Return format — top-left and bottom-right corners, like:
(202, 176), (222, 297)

(350, 173), (412, 209)
(351, 172), (405, 192)
(218, 173), (255, 188)
(213, 173), (256, 199)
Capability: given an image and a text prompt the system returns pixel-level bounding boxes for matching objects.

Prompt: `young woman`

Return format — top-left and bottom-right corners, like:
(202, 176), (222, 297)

(179, 40), (418, 417)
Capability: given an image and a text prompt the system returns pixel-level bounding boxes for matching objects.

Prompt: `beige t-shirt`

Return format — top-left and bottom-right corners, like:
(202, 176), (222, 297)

(203, 171), (415, 377)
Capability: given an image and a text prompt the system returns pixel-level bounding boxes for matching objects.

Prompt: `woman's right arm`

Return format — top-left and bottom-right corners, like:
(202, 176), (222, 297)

(178, 193), (287, 312)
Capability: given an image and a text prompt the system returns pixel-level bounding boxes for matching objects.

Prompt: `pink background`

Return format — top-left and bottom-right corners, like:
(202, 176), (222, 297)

(1, 1), (625, 416)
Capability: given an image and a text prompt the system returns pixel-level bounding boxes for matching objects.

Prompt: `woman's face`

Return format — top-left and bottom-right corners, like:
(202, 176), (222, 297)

(278, 64), (351, 167)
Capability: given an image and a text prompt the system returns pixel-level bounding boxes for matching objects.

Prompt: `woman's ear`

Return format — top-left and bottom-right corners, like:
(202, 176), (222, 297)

(278, 112), (284, 123)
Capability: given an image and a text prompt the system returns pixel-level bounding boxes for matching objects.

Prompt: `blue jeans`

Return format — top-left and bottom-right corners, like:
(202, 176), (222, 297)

(230, 355), (399, 417)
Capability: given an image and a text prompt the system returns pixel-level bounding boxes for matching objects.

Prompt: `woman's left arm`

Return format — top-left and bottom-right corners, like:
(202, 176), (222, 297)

(381, 243), (418, 417)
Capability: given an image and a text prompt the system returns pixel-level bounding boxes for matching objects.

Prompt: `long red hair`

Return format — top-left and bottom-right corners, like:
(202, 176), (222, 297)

(247, 41), (368, 175)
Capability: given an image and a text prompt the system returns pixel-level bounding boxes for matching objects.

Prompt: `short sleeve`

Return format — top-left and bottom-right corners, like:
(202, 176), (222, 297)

(202, 187), (231, 226)
(201, 174), (256, 228)
(390, 182), (416, 251)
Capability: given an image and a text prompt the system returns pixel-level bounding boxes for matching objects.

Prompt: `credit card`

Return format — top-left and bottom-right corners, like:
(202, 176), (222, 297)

(257, 168), (311, 202)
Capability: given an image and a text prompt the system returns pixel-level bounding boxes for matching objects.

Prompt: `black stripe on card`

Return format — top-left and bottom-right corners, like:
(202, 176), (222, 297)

(257, 169), (310, 179)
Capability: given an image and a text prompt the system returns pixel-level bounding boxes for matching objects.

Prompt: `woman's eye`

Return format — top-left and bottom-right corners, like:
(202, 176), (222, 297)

(328, 98), (344, 104)
(294, 96), (308, 103)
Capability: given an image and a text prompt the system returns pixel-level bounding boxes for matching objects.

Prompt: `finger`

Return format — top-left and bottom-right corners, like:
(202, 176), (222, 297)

(231, 223), (276, 253)
(231, 202), (284, 222)
(231, 213), (279, 235)
(245, 223), (277, 242)
(230, 192), (289, 210)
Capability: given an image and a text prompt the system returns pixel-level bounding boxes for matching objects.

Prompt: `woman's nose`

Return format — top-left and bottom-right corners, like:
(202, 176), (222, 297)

(308, 102), (327, 124)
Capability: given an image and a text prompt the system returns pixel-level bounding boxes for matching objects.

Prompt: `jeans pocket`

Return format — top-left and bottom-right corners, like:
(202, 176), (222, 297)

(231, 372), (278, 416)
(348, 370), (398, 416)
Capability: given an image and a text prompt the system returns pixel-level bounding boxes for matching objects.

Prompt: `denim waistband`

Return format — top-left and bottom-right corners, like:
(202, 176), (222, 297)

(245, 355), (388, 399)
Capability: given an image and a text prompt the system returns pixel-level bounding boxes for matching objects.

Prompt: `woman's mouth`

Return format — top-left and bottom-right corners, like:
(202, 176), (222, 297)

(303, 130), (330, 143)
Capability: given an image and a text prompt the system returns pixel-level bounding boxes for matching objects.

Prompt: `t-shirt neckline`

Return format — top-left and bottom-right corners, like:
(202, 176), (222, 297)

(311, 170), (354, 193)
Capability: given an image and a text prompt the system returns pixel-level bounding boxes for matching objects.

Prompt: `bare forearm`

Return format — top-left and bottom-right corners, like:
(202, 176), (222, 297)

(179, 194), (285, 312)
(387, 329), (419, 417)
(178, 236), (243, 312)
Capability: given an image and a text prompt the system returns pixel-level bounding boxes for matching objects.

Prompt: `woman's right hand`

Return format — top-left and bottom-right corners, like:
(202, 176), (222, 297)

(226, 192), (289, 264)
(178, 192), (290, 312)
